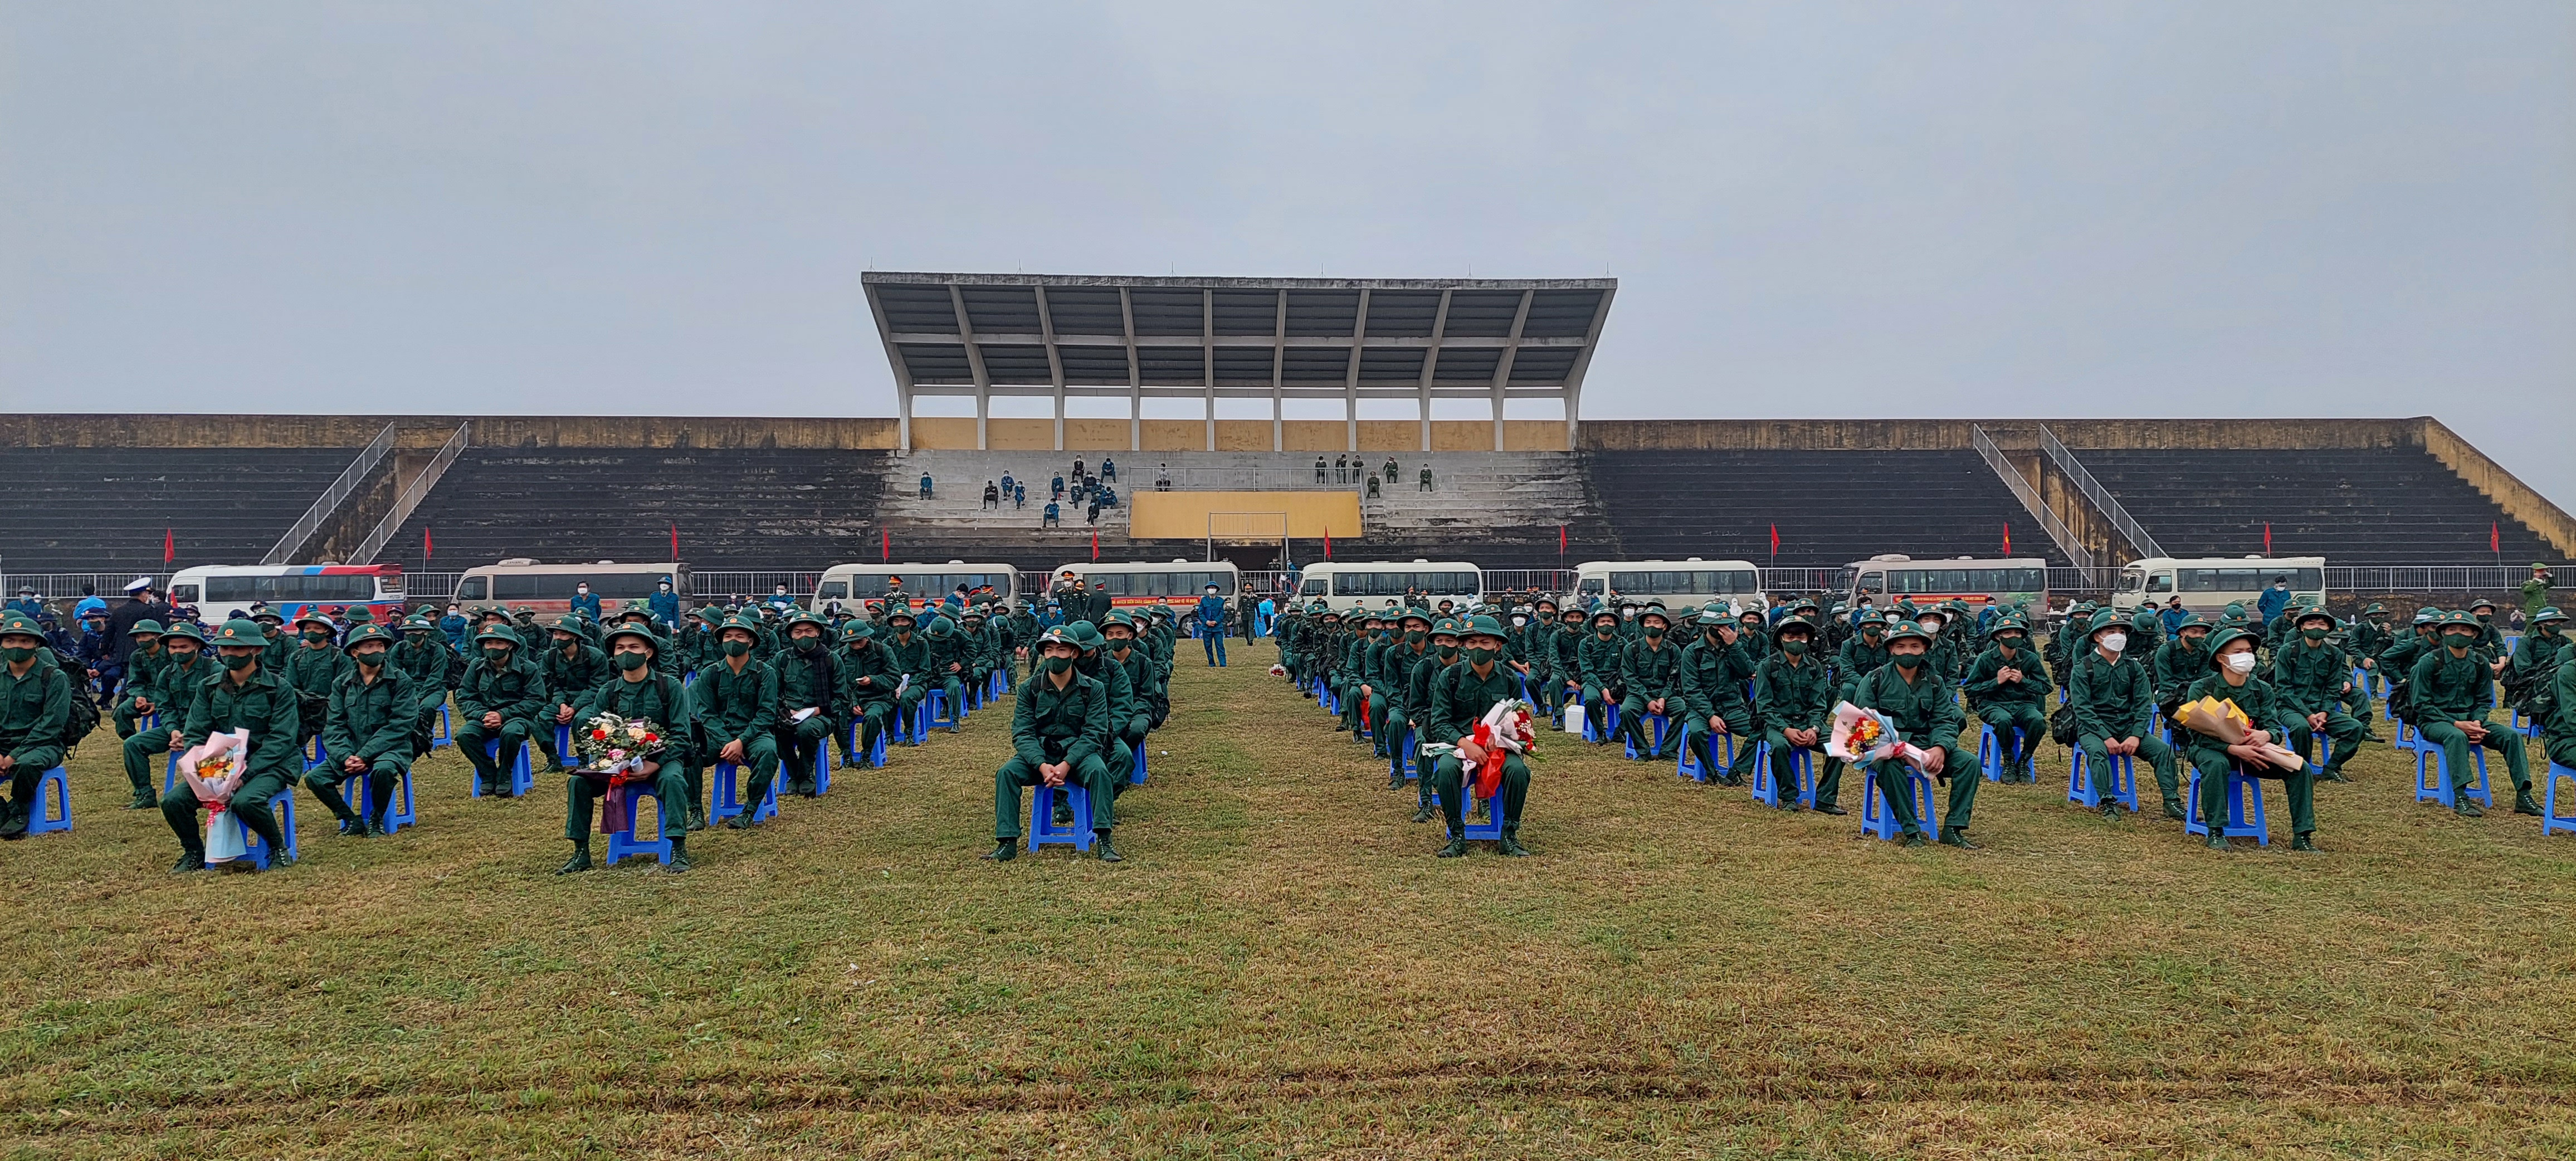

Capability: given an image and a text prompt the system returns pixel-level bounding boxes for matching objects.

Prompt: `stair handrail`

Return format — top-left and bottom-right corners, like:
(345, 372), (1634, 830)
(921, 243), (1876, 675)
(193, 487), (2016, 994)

(349, 422), (470, 565)
(1970, 425), (2091, 570)
(2037, 425), (2164, 559)
(262, 422), (398, 564)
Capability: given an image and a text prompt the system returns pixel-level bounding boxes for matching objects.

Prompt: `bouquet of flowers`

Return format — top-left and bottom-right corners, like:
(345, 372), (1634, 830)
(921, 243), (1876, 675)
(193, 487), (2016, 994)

(2176, 695), (2305, 773)
(1826, 701), (1933, 773)
(177, 728), (253, 865)
(574, 713), (669, 834)
(1421, 699), (1539, 799)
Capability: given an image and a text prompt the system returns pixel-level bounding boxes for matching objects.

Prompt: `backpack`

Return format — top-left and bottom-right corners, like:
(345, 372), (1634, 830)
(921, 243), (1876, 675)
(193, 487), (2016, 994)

(60, 653), (101, 753)
(2048, 702), (2078, 747)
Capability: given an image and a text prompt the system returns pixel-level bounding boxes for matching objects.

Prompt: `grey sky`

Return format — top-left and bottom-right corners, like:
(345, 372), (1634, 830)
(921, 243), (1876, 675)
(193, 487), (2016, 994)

(5, 2), (2570, 504)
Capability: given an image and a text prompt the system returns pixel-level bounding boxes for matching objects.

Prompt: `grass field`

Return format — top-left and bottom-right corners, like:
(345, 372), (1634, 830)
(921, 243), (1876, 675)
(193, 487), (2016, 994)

(6, 639), (2575, 1159)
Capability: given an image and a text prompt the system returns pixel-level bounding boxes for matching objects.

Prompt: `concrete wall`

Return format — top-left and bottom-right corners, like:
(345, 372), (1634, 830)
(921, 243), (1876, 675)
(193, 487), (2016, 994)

(0, 414), (900, 450)
(2418, 418), (2575, 557)
(904, 417), (1567, 452)
(1575, 417), (2424, 452)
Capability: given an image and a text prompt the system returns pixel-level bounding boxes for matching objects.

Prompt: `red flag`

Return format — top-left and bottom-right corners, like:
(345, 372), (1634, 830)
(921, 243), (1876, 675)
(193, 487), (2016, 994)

(1768, 523), (1779, 555)
(1323, 530), (1333, 560)
(1558, 524), (1567, 555)
(670, 523), (679, 560)
(2491, 522), (2501, 553)
(1090, 530), (1100, 562)
(2002, 523), (2011, 555)
(163, 528), (174, 565)
(423, 527), (433, 560)
(880, 528), (890, 562)
(2263, 523), (2272, 554)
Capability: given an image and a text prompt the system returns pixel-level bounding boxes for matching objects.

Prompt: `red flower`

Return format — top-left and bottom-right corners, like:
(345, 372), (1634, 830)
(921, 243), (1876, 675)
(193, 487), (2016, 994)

(642, 733), (658, 744)
(591, 728), (608, 740)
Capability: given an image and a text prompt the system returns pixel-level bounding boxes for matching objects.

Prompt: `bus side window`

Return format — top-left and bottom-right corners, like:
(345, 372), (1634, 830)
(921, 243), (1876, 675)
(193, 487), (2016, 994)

(1578, 578), (1604, 596)
(817, 580), (848, 599)
(456, 577), (487, 601)
(1856, 573), (1883, 598)
(169, 584), (199, 603)
(2146, 573), (2173, 594)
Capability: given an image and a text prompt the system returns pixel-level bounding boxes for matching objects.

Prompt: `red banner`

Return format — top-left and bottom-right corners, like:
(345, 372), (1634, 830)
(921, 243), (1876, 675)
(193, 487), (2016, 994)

(2263, 523), (2273, 554)
(1323, 530), (1333, 560)
(880, 528), (890, 562)
(1768, 523), (1779, 555)
(423, 527), (433, 560)
(2491, 523), (2501, 553)
(1090, 530), (1100, 561)
(670, 523), (679, 560)
(2002, 522), (2011, 555)
(163, 529), (174, 565)
(1558, 525), (1567, 555)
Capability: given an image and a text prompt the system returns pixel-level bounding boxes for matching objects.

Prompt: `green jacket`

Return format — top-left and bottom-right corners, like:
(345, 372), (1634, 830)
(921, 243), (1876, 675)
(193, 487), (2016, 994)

(840, 641), (902, 707)
(0, 657), (72, 761)
(2270, 638), (2353, 717)
(282, 641), (352, 700)
(182, 667), (305, 781)
(1428, 660), (1518, 746)
(2407, 645), (2495, 723)
(1578, 629), (1626, 687)
(455, 654), (549, 726)
(540, 642), (609, 711)
(883, 631), (933, 682)
(1619, 637), (1685, 701)
(575, 671), (691, 757)
(322, 667), (420, 766)
(694, 657), (778, 749)
(1837, 635), (1891, 702)
(2548, 658), (2576, 743)
(2149, 638), (2207, 707)
(2068, 650), (2156, 740)
(142, 653), (214, 720)
(772, 643), (849, 723)
(1752, 652), (1832, 735)
(1011, 670), (1110, 767)
(1851, 662), (1965, 758)
(2180, 671), (2300, 760)
(1680, 637), (1755, 723)
(393, 637), (452, 691)
(1962, 645), (2050, 710)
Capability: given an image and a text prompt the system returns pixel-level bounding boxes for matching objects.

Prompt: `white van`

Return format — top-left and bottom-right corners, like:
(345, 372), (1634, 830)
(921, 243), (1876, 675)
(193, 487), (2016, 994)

(808, 562), (1018, 614)
(2114, 556), (2326, 618)
(1292, 560), (1483, 614)
(1573, 559), (1763, 611)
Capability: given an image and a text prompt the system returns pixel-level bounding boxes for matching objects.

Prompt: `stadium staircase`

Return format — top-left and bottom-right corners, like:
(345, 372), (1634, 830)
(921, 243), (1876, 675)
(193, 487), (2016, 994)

(2068, 446), (2555, 565)
(1583, 448), (2060, 567)
(374, 447), (896, 574)
(0, 447), (365, 574)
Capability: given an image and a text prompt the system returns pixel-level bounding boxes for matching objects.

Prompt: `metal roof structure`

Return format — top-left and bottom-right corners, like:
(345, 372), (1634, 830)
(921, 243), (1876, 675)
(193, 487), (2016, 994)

(861, 272), (1616, 451)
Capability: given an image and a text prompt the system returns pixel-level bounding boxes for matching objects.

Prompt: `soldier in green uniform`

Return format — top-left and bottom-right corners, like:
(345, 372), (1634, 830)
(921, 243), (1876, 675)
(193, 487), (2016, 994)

(694, 613), (780, 827)
(111, 619), (167, 740)
(1752, 614), (1836, 812)
(1850, 618), (1968, 847)
(2377, 607), (2445, 727)
(1962, 613), (2050, 784)
(771, 612), (845, 797)
(1838, 610), (1892, 705)
(250, 608), (293, 675)
(282, 612), (350, 750)
(880, 607), (932, 739)
(1681, 606), (1761, 787)
(837, 620), (901, 767)
(453, 624), (548, 797)
(158, 619), (304, 872)
(2150, 614), (2212, 737)
(308, 625), (417, 836)
(1576, 609), (1626, 742)
(2408, 610), (2535, 817)
(559, 622), (694, 872)
(1427, 615), (1533, 857)
(1405, 618), (1465, 823)
(1618, 602), (1685, 761)
(2467, 598), (2510, 669)
(2068, 608), (2183, 820)
(921, 615), (968, 730)
(1514, 598), (1558, 718)
(1336, 611), (1384, 739)
(1376, 610), (1437, 785)
(118, 622), (213, 809)
(984, 625), (1120, 863)
(2347, 604), (2392, 683)
(0, 612), (74, 841)
(955, 606), (994, 696)
(392, 615), (453, 757)
(2545, 634), (2576, 775)
(2502, 607), (2567, 725)
(533, 615), (608, 773)
(2046, 602), (2092, 698)
(2181, 627), (2319, 851)
(2272, 608), (2369, 783)
(1099, 613), (1159, 789)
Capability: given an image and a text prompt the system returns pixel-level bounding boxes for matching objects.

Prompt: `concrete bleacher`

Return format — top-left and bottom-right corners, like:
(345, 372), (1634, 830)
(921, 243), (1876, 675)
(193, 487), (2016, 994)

(2073, 447), (2555, 564)
(377, 447), (896, 573)
(1583, 448), (2058, 567)
(0, 446), (361, 573)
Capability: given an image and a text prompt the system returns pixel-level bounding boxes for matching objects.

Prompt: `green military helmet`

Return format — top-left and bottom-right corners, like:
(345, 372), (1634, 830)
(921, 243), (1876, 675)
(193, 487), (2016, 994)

(292, 611), (335, 633)
(602, 622), (660, 655)
(924, 615), (956, 638)
(1881, 618), (1935, 647)
(2469, 597), (2498, 614)
(884, 604), (918, 625)
(550, 613), (587, 635)
(1397, 607), (1433, 629)
(1770, 614), (1818, 641)
(2084, 608), (2131, 638)
(402, 615), (437, 634)
(838, 619), (876, 643)
(347, 605), (377, 625)
(128, 618), (165, 638)
(1035, 623), (1078, 650)
(692, 606), (722, 623)
(1981, 613), (2027, 640)
(783, 609), (828, 631)
(719, 613), (764, 635)
(2292, 607), (2339, 630)
(1101, 609), (1134, 630)
(341, 624), (396, 652)
(1069, 621), (1106, 652)
(1431, 617), (1465, 638)
(1853, 608), (1888, 630)
(2172, 612), (2211, 633)
(474, 624), (525, 648)
(1638, 598), (1669, 619)
(2530, 606), (2566, 626)
(0, 611), (44, 638)
(2412, 606), (2443, 625)
(211, 618), (268, 647)
(160, 621), (207, 646)
(2203, 627), (2256, 664)
(1460, 614), (1508, 641)
(2440, 609), (2478, 628)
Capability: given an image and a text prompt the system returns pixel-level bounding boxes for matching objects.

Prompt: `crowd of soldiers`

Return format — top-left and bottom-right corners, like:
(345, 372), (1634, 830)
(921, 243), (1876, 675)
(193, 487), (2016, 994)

(1265, 588), (2575, 856)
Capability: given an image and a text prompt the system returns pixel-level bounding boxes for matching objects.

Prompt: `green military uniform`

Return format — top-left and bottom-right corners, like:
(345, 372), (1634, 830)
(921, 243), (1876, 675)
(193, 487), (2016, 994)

(392, 616), (455, 757)
(2181, 627), (2319, 848)
(159, 619), (305, 870)
(988, 625), (1119, 861)
(2408, 611), (2534, 815)
(880, 610), (933, 736)
(453, 625), (549, 796)
(1427, 616), (1531, 856)
(119, 625), (216, 809)
(111, 621), (167, 740)
(920, 616), (968, 729)
(837, 621), (901, 765)
(1617, 603), (1686, 760)
(2502, 607), (2567, 725)
(695, 614), (782, 826)
(2545, 649), (2576, 773)
(1680, 606), (1760, 787)
(0, 612), (74, 840)
(2068, 608), (2184, 817)
(560, 622), (695, 870)
(534, 616), (609, 772)
(1850, 619), (1969, 845)
(1404, 619), (1466, 819)
(2377, 608), (2445, 725)
(1837, 612), (1892, 705)
(281, 613), (352, 748)
(2150, 614), (2212, 725)
(2271, 609), (2369, 781)
(771, 612), (846, 797)
(308, 625), (418, 834)
(1961, 614), (2050, 784)
(1576, 611), (1626, 741)
(1752, 615), (1838, 811)
(1377, 611), (1438, 784)
(1099, 614), (1159, 792)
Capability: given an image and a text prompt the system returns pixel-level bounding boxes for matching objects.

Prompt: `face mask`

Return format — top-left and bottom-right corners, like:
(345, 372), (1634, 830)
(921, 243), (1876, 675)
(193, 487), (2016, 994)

(1781, 639), (1809, 656)
(1045, 655), (1075, 675)
(1465, 646), (1499, 666)
(723, 641), (752, 658)
(2181, 635), (2207, 650)
(1862, 630), (1882, 641)
(794, 637), (822, 654)
(222, 652), (258, 672)
(1643, 626), (1665, 640)
(484, 646), (513, 662)
(1996, 636), (2023, 650)
(616, 652), (650, 672)
(2476, 612), (2493, 623)
(2301, 627), (2329, 641)
(2098, 633), (2127, 653)
(1404, 630), (1426, 645)
(577, 588), (589, 596)
(2445, 633), (2475, 650)
(354, 650), (384, 669)
(2222, 652), (2257, 674)
(1892, 653), (1923, 671)
(1436, 643), (1459, 660)
(1511, 616), (1527, 627)
(1596, 626), (1614, 637)
(0, 646), (31, 665)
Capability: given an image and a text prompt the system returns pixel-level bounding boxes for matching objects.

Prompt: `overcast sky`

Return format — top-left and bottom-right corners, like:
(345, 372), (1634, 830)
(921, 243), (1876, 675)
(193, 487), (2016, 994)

(4, 2), (2570, 503)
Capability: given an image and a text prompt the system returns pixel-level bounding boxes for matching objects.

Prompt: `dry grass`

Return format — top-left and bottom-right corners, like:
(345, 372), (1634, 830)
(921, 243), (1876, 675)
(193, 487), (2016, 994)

(6, 640), (2574, 1158)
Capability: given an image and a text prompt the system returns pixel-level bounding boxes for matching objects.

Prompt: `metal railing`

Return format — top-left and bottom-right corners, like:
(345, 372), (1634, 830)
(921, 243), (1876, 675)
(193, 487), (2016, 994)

(1175, 465), (1373, 492)
(262, 422), (398, 564)
(1971, 425), (2092, 570)
(350, 422), (470, 565)
(2038, 425), (2164, 559)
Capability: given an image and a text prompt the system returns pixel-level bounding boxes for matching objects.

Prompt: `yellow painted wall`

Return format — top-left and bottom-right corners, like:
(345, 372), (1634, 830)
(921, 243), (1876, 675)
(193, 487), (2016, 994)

(1128, 491), (1363, 539)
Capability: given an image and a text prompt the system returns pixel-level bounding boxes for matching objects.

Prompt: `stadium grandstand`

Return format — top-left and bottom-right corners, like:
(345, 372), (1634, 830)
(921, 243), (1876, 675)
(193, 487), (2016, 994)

(0, 272), (2565, 608)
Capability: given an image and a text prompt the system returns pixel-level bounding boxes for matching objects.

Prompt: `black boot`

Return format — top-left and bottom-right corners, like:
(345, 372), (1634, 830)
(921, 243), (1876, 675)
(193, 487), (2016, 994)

(2289, 832), (2321, 853)
(557, 845), (594, 874)
(126, 791), (157, 811)
(2162, 799), (2187, 822)
(171, 850), (207, 874)
(2316, 765), (2353, 784)
(980, 840), (1018, 861)
(1094, 831), (1122, 863)
(1437, 833), (1470, 858)
(1496, 831), (1530, 857)
(1938, 827), (1980, 850)
(2454, 798), (2485, 819)
(1409, 802), (1434, 825)
(1900, 831), (1929, 848)
(2515, 789), (2541, 816)
(665, 836), (691, 874)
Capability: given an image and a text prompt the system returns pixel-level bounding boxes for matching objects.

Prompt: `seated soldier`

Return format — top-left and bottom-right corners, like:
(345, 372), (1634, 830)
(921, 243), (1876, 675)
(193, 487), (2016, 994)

(1407, 618), (1466, 822)
(535, 615), (608, 773)
(2273, 608), (2370, 784)
(922, 614), (968, 733)
(985, 625), (1120, 864)
(1340, 611), (1388, 739)
(2182, 627), (2318, 851)
(453, 624), (549, 797)
(879, 607), (931, 739)
(1577, 608), (1626, 743)
(1428, 615), (1533, 857)
(392, 614), (456, 757)
(158, 618), (304, 872)
(560, 622), (694, 873)
(282, 611), (350, 753)
(772, 612), (846, 797)
(836, 619), (901, 765)
(2068, 608), (2183, 821)
(2409, 609), (2534, 818)
(695, 614), (782, 828)
(1378, 610), (1437, 786)
(0, 612), (73, 841)
(1618, 602), (1685, 761)
(1962, 613), (2050, 784)
(1098, 613), (1157, 793)
(308, 625), (417, 837)
(119, 622), (213, 810)
(1753, 614), (1837, 812)
(112, 618), (165, 740)
(1680, 605), (1760, 787)
(2150, 613), (2212, 742)
(1851, 619), (1966, 848)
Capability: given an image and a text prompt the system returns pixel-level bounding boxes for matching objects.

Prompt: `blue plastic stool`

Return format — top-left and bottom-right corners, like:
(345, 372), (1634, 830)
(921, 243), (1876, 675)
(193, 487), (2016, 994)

(1754, 744), (1817, 808)
(1860, 767), (1938, 841)
(1978, 725), (2007, 782)
(1583, 700), (1622, 744)
(810, 746), (832, 797)
(164, 749), (181, 794)
(1676, 730), (1735, 781)
(1028, 784), (1095, 852)
(27, 767), (72, 835)
(353, 767), (418, 835)
(432, 703), (453, 748)
(1387, 726), (1414, 783)
(2544, 764), (2576, 837)
(1750, 742), (1787, 806)
(1131, 743), (1149, 785)
(2185, 766), (2270, 845)
(238, 789), (300, 869)
(922, 690), (962, 735)
(2412, 743), (2493, 809)
(844, 718), (889, 768)
(304, 736), (329, 774)
(2068, 750), (2139, 812)
(711, 760), (779, 825)
(471, 739), (535, 798)
(604, 783), (674, 866)
(1462, 784), (1509, 841)
(1622, 712), (1672, 760)
(555, 723), (574, 768)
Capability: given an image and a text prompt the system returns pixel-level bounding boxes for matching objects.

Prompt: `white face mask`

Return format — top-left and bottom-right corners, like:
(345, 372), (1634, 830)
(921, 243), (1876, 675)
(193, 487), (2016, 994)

(2098, 632), (2128, 654)
(2223, 652), (2257, 674)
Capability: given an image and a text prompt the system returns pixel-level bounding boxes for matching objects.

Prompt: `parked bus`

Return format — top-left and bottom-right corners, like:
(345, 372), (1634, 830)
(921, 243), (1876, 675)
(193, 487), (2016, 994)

(1050, 559), (1243, 612)
(808, 562), (1018, 614)
(1573, 558), (1763, 611)
(451, 560), (689, 618)
(1291, 560), (1483, 614)
(168, 564), (407, 621)
(2113, 555), (2326, 618)
(1842, 555), (2049, 611)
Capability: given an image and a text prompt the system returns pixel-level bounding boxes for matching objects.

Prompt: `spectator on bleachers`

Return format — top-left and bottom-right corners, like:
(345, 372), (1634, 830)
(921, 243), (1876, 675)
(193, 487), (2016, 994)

(1085, 499), (1101, 525)
(1419, 464), (1435, 491)
(983, 481), (1001, 510)
(1042, 501), (1060, 528)
(1000, 472), (1014, 498)
(1365, 476), (1380, 499)
(919, 472), (934, 500)
(1383, 457), (1399, 486)
(1314, 456), (1328, 484)
(5, 588), (40, 619)
(1334, 454), (1349, 484)
(1051, 473), (1065, 499)
(1155, 463), (1172, 491)
(1101, 457), (1116, 482)
(1014, 484), (1027, 509)
(1099, 484), (1117, 508)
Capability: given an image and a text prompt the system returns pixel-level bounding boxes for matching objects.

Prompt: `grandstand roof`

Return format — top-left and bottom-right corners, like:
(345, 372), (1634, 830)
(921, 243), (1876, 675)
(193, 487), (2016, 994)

(860, 272), (1617, 403)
